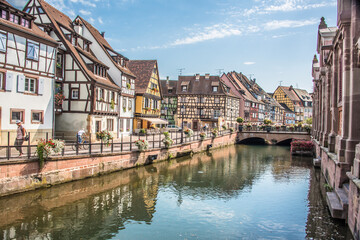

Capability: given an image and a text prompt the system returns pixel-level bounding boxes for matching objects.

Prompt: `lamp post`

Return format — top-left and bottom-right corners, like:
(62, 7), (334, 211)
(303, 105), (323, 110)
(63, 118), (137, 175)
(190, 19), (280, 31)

(181, 104), (184, 143)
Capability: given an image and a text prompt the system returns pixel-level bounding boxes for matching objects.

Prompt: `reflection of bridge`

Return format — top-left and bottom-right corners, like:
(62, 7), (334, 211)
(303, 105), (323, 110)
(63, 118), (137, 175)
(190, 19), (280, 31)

(236, 131), (311, 145)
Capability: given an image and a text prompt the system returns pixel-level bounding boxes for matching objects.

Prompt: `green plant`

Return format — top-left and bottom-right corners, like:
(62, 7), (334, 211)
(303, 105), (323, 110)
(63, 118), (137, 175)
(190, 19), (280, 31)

(324, 183), (333, 192)
(306, 117), (312, 125)
(110, 99), (115, 110)
(236, 117), (244, 124)
(168, 152), (175, 160)
(184, 128), (194, 137)
(200, 132), (207, 140)
(36, 139), (64, 168)
(56, 62), (62, 68)
(163, 137), (174, 148)
(135, 139), (149, 151)
(222, 125), (227, 130)
(126, 83), (131, 89)
(123, 107), (127, 112)
(140, 128), (146, 134)
(211, 128), (218, 137)
(96, 130), (113, 146)
(163, 131), (170, 137)
(264, 119), (272, 125)
(229, 127), (235, 133)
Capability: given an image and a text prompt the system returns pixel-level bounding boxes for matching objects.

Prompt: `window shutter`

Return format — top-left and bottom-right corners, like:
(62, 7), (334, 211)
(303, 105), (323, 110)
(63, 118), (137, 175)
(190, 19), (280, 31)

(0, 33), (6, 51)
(34, 44), (39, 60)
(38, 78), (45, 95)
(5, 72), (13, 91)
(17, 74), (25, 92)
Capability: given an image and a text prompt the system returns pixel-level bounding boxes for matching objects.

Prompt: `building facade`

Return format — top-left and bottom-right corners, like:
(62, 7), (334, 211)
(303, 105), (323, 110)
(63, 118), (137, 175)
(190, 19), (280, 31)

(273, 86), (304, 123)
(176, 74), (240, 130)
(25, 0), (121, 140)
(75, 16), (136, 136)
(160, 78), (178, 125)
(0, 0), (58, 144)
(312, 2), (360, 238)
(128, 60), (165, 129)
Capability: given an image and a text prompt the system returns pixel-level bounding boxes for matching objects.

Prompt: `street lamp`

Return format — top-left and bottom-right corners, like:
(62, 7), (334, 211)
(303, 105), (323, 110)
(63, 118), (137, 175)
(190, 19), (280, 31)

(181, 104), (184, 143)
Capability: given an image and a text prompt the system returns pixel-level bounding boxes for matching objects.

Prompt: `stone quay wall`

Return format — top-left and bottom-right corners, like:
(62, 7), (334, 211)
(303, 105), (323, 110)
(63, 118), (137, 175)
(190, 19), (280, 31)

(0, 132), (237, 197)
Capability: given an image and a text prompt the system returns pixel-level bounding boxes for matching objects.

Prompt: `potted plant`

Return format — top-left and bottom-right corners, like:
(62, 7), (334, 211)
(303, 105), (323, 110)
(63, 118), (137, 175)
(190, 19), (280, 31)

(110, 99), (115, 110)
(222, 125), (227, 130)
(96, 130), (113, 146)
(200, 132), (207, 140)
(229, 127), (235, 133)
(184, 128), (193, 137)
(135, 139), (149, 151)
(289, 124), (295, 132)
(211, 128), (218, 138)
(264, 119), (272, 132)
(123, 107), (127, 112)
(163, 132), (174, 148)
(139, 128), (146, 136)
(237, 117), (244, 132)
(36, 139), (65, 168)
(126, 83), (131, 89)
(246, 123), (252, 131)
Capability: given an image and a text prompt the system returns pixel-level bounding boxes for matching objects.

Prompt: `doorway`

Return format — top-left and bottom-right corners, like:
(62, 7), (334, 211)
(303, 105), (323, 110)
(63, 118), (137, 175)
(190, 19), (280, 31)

(95, 121), (101, 133)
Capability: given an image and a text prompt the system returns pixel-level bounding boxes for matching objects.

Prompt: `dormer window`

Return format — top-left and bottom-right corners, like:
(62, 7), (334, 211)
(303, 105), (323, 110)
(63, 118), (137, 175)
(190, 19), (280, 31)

(181, 85), (187, 92)
(212, 86), (218, 92)
(1, 10), (7, 19)
(21, 18), (30, 28)
(120, 58), (124, 66)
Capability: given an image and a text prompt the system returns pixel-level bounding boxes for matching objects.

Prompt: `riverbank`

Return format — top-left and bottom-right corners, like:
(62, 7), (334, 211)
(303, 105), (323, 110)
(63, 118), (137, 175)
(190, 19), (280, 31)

(0, 132), (237, 197)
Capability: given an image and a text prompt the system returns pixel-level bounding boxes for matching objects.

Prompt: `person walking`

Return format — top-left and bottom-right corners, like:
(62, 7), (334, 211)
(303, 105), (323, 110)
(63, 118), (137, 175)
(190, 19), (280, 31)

(15, 120), (26, 157)
(77, 128), (85, 143)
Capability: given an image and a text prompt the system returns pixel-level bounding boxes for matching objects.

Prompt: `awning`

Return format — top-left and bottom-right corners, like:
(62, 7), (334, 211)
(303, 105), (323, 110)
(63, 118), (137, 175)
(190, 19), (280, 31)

(139, 117), (168, 124)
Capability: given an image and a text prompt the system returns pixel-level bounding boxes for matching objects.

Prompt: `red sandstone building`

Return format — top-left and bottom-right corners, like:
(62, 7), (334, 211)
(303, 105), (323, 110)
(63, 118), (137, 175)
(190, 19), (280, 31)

(312, 1), (360, 238)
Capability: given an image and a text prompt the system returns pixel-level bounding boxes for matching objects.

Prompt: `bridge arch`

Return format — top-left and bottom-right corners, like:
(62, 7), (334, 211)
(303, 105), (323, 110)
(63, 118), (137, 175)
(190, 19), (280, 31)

(237, 137), (266, 145)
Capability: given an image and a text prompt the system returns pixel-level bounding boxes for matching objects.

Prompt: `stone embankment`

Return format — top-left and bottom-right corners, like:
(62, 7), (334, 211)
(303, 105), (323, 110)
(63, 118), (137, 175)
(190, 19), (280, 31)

(0, 133), (236, 197)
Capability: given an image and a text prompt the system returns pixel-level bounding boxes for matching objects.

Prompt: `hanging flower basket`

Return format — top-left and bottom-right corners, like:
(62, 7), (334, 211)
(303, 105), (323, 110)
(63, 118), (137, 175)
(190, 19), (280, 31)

(36, 139), (65, 168)
(96, 130), (113, 146)
(126, 83), (131, 89)
(55, 93), (65, 106)
(229, 127), (235, 133)
(184, 128), (193, 137)
(135, 139), (149, 151)
(211, 128), (218, 137)
(200, 132), (207, 140)
(163, 137), (174, 149)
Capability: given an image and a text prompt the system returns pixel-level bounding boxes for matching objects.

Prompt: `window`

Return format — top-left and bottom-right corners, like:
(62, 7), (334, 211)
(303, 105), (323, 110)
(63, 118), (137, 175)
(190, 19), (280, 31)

(31, 110), (43, 124)
(214, 110), (220, 118)
(111, 92), (115, 101)
(168, 89), (173, 93)
(0, 33), (7, 52)
(128, 99), (132, 110)
(182, 85), (187, 92)
(215, 98), (220, 103)
(27, 42), (39, 60)
(123, 97), (127, 108)
(21, 18), (30, 28)
(1, 10), (7, 19)
(71, 36), (76, 46)
(126, 119), (131, 130)
(25, 78), (36, 93)
(10, 109), (24, 124)
(71, 89), (79, 99)
(107, 119), (114, 131)
(212, 86), (218, 92)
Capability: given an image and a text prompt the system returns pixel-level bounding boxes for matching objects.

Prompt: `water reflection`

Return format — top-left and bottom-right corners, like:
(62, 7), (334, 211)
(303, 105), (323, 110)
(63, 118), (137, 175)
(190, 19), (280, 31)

(0, 145), (351, 239)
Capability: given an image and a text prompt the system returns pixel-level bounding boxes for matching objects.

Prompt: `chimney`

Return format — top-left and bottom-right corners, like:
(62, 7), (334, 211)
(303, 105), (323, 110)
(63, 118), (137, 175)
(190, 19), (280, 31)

(166, 76), (169, 85)
(195, 74), (200, 81)
(205, 73), (210, 79)
(289, 85), (293, 91)
(101, 31), (105, 37)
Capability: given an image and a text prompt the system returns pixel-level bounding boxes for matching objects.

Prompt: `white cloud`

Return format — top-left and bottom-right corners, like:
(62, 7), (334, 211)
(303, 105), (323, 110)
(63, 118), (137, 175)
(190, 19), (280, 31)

(244, 62), (256, 65)
(264, 0), (336, 12)
(264, 19), (318, 30)
(98, 17), (104, 24)
(7, 0), (28, 8)
(79, 9), (91, 15)
(88, 17), (95, 24)
(70, 0), (96, 7)
(170, 24), (242, 46)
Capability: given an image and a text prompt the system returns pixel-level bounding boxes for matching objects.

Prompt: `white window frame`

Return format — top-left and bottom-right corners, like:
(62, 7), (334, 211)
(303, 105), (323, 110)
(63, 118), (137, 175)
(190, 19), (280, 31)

(24, 77), (36, 94)
(0, 72), (3, 90)
(71, 89), (79, 99)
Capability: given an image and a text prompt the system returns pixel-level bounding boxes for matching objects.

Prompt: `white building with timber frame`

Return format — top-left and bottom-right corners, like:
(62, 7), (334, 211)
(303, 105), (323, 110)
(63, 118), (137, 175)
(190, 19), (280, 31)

(0, 0), (58, 144)
(24, 0), (121, 140)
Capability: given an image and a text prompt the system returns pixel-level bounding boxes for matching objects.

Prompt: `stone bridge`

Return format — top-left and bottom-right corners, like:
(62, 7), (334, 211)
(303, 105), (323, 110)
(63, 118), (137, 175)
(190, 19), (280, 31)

(236, 131), (311, 145)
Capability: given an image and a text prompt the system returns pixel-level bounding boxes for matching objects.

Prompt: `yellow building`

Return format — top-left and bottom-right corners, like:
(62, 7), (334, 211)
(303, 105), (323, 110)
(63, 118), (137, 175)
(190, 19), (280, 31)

(128, 60), (167, 129)
(273, 86), (303, 123)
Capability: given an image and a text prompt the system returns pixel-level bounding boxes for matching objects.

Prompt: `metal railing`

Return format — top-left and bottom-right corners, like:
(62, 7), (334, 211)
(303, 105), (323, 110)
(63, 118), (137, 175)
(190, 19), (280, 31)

(0, 129), (234, 161)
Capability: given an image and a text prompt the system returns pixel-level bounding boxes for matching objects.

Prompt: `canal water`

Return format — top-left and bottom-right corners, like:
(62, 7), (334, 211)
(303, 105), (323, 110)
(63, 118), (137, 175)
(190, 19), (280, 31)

(0, 145), (353, 239)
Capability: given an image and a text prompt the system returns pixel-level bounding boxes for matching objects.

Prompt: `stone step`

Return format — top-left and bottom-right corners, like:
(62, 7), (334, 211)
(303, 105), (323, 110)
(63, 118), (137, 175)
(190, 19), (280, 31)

(313, 157), (321, 168)
(326, 192), (347, 219)
(335, 187), (349, 208)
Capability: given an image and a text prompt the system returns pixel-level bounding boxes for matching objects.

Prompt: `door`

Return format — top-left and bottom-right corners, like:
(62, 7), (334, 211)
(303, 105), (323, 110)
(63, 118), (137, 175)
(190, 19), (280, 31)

(193, 121), (198, 131)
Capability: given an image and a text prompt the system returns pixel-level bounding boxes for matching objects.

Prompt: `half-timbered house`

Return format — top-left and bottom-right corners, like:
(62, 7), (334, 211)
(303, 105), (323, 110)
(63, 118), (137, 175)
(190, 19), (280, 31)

(24, 0), (121, 140)
(74, 16), (136, 136)
(160, 78), (177, 125)
(273, 86), (303, 123)
(0, 0), (58, 144)
(176, 74), (240, 130)
(128, 60), (166, 129)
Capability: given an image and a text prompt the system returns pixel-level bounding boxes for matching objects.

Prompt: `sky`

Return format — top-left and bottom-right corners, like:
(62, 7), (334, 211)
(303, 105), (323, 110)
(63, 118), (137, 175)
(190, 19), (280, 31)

(10, 0), (337, 93)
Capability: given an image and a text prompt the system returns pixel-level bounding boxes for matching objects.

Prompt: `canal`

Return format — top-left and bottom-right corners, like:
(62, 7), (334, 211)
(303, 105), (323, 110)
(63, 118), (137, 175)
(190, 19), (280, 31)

(0, 145), (353, 239)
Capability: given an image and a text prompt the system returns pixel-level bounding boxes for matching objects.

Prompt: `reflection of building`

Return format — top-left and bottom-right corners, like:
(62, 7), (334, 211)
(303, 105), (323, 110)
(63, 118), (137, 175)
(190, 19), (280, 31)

(312, 2), (360, 239)
(128, 60), (167, 129)
(176, 74), (240, 130)
(160, 78), (178, 125)
(25, 0), (121, 140)
(0, 0), (58, 144)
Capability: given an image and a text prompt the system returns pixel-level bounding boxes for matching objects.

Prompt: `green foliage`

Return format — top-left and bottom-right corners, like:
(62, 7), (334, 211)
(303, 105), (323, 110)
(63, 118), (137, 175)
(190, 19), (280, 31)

(110, 99), (115, 110)
(236, 117), (244, 123)
(264, 119), (272, 125)
(126, 83), (131, 89)
(324, 183), (333, 192)
(163, 131), (170, 137)
(306, 117), (313, 125)
(140, 128), (146, 134)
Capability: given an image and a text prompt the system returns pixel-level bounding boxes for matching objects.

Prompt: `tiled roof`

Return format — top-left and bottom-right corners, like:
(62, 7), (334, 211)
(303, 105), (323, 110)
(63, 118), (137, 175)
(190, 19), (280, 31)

(279, 86), (301, 102)
(128, 60), (158, 94)
(220, 74), (244, 99)
(0, 1), (57, 44)
(76, 16), (136, 78)
(293, 88), (312, 102)
(160, 80), (177, 97)
(280, 103), (294, 113)
(176, 75), (239, 98)
(38, 0), (120, 90)
(229, 72), (260, 103)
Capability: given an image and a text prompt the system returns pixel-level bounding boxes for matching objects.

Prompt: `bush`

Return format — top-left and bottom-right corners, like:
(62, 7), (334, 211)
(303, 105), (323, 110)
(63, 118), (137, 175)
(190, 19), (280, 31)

(236, 117), (244, 124)
(264, 119), (272, 125)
